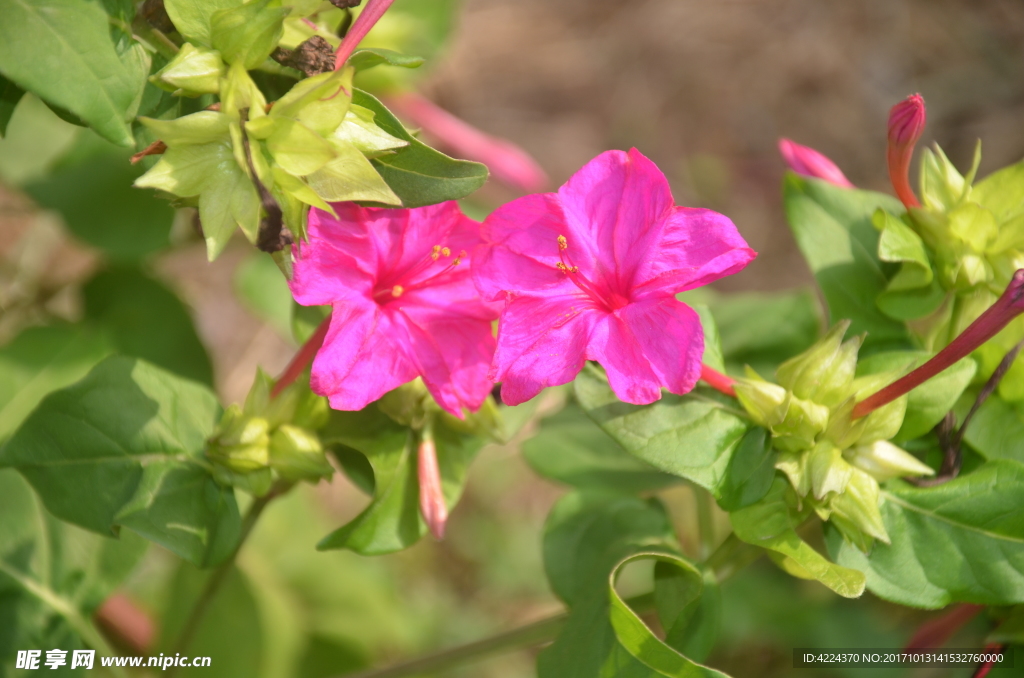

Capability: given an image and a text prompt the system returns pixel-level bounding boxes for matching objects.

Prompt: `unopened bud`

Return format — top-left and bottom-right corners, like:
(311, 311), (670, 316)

(269, 425), (333, 482)
(778, 138), (854, 189)
(807, 442), (852, 501)
(776, 321), (860, 409)
(417, 434), (448, 540)
(207, 405), (270, 473)
(829, 468), (889, 550)
(846, 440), (934, 481)
(887, 94), (927, 209)
(151, 43), (225, 95)
(379, 378), (432, 428)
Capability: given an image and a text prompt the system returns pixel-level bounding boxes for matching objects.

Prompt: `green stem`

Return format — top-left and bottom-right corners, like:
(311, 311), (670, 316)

(695, 488), (716, 560)
(166, 488), (281, 676)
(339, 535), (758, 678)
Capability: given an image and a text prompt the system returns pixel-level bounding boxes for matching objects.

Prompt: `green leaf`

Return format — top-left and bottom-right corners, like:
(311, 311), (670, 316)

(0, 356), (239, 567)
(0, 469), (148, 662)
(831, 460), (1024, 608)
(0, 0), (142, 146)
(856, 351), (976, 442)
(873, 209), (946, 321)
(234, 252), (294, 338)
(165, 0), (244, 46)
(318, 406), (488, 554)
(351, 88), (488, 206)
(538, 492), (731, 678)
(972, 157), (1024, 225)
(574, 364), (751, 498)
(0, 74), (23, 137)
(715, 427), (775, 511)
(158, 562), (262, 678)
(83, 267), (214, 386)
(0, 325), (112, 443)
(210, 0), (288, 70)
(0, 93), (80, 185)
(730, 478), (866, 598)
(964, 396), (1024, 463)
(522, 402), (680, 493)
(25, 149), (176, 261)
(783, 174), (910, 352)
(348, 48), (425, 72)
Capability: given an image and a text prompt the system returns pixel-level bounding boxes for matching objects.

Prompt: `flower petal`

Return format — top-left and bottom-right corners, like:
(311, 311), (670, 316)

(632, 207), (756, 298)
(291, 235), (373, 306)
(556, 148), (675, 292)
(588, 298), (703, 404)
(311, 301), (417, 410)
(493, 293), (602, 405)
(473, 193), (583, 300)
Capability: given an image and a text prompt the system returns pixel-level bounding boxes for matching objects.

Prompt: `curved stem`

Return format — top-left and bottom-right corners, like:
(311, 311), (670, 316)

(271, 313), (331, 399)
(700, 363), (736, 397)
(333, 0), (395, 70)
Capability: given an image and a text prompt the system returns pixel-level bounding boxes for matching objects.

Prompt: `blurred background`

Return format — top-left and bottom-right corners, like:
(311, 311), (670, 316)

(3, 0), (1024, 676)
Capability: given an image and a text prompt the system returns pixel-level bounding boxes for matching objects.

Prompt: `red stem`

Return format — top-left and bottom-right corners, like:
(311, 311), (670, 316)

(904, 604), (984, 651)
(973, 643), (1005, 678)
(271, 313), (332, 399)
(853, 270), (1024, 419)
(333, 0), (396, 70)
(700, 363), (736, 397)
(888, 144), (921, 209)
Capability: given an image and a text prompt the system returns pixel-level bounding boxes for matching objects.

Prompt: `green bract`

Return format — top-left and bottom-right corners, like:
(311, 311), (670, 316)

(734, 321), (932, 549)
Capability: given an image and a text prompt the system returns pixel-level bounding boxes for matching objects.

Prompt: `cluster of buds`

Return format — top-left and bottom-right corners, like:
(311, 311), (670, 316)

(206, 369), (332, 495)
(734, 322), (934, 550)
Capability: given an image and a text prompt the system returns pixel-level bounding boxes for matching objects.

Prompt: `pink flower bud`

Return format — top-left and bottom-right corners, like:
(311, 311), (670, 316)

(886, 94), (927, 209)
(385, 92), (549, 193)
(333, 0), (395, 70)
(778, 138), (854, 188)
(417, 433), (448, 540)
(853, 268), (1024, 419)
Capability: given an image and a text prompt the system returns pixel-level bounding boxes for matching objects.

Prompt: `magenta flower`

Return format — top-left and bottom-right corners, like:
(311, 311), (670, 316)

(778, 138), (854, 188)
(289, 202), (498, 417)
(473, 148), (756, 405)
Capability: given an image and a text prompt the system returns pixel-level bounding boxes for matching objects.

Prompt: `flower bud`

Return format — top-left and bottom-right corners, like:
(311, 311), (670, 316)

(828, 468), (889, 550)
(417, 434), (448, 540)
(845, 440), (934, 481)
(379, 378), (432, 428)
(778, 138), (854, 188)
(807, 441), (852, 501)
(207, 405), (271, 473)
(771, 393), (831, 453)
(775, 321), (860, 409)
(269, 425), (333, 482)
(919, 143), (975, 213)
(733, 370), (787, 429)
(150, 43), (225, 96)
(887, 94), (927, 210)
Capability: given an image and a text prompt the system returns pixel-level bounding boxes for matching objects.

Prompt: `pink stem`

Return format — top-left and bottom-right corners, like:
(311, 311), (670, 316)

(853, 269), (1024, 419)
(333, 0), (395, 70)
(94, 593), (156, 654)
(904, 604), (984, 651)
(271, 313), (332, 399)
(700, 363), (736, 398)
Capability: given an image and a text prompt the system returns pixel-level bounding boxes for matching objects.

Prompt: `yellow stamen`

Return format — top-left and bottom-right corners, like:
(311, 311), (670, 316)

(441, 247), (451, 257)
(392, 285), (404, 297)
(431, 245), (442, 261)
(557, 235), (568, 251)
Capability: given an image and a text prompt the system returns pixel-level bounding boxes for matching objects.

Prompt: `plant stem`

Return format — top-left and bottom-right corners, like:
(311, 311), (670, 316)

(337, 534), (758, 678)
(333, 0), (396, 70)
(167, 489), (279, 675)
(695, 488), (715, 560)
(700, 363), (736, 397)
(271, 313), (332, 398)
(853, 269), (1024, 419)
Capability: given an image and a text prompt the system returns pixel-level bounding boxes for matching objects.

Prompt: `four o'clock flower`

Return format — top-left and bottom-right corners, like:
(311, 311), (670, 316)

(473, 148), (757, 405)
(778, 138), (854, 188)
(289, 202), (498, 418)
(887, 93), (927, 209)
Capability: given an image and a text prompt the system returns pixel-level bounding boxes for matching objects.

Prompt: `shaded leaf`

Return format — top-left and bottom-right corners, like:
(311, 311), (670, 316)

(963, 395), (1024, 464)
(348, 48), (424, 72)
(0, 74), (22, 137)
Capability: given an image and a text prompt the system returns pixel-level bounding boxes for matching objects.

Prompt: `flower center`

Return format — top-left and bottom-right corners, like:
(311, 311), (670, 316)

(373, 245), (464, 304)
(555, 235), (629, 310)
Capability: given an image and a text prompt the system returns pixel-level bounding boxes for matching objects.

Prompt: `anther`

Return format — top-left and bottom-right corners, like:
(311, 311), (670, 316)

(442, 247), (451, 257)
(392, 285), (404, 297)
(431, 245), (441, 261)
(557, 235), (568, 251)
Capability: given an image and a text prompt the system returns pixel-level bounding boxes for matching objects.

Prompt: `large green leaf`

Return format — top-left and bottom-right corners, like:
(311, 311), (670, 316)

(523, 402), (679, 493)
(82, 267), (213, 385)
(783, 174), (910, 353)
(730, 479), (865, 598)
(0, 0), (142, 146)
(164, 0), (244, 46)
(856, 351), (976, 442)
(318, 405), (487, 554)
(25, 148), (176, 261)
(963, 395), (1024, 464)
(574, 364), (753, 500)
(0, 469), (147, 666)
(352, 89), (488, 207)
(831, 460), (1024, 608)
(0, 74), (22, 138)
(0, 356), (239, 567)
(872, 209), (945, 321)
(538, 492), (731, 678)
(0, 325), (112, 443)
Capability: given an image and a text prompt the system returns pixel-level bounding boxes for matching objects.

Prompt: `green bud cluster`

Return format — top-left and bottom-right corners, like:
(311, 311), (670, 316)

(134, 0), (411, 262)
(734, 322), (934, 550)
(207, 369), (331, 495)
(875, 143), (1024, 398)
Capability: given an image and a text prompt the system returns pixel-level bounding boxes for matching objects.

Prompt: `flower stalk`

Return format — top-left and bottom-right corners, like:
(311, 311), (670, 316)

(333, 0), (395, 70)
(853, 269), (1024, 419)
(271, 314), (332, 399)
(699, 363), (736, 397)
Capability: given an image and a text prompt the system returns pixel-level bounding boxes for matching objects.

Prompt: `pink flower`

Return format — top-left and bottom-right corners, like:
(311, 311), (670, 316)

(386, 92), (549, 193)
(887, 94), (927, 209)
(778, 138), (854, 188)
(473, 148), (756, 405)
(290, 202), (498, 417)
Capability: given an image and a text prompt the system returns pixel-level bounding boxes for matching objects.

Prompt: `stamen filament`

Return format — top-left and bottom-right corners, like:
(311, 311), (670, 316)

(852, 269), (1024, 419)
